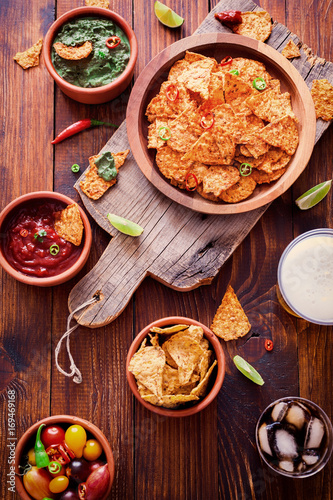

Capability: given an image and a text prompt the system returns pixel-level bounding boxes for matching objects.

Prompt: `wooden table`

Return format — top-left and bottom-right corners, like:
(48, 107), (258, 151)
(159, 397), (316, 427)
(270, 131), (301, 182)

(1, 0), (332, 499)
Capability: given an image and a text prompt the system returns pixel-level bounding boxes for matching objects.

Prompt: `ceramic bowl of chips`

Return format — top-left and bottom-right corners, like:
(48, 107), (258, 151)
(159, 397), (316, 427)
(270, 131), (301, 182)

(44, 6), (138, 104)
(126, 317), (225, 417)
(15, 414), (115, 500)
(127, 32), (316, 214)
(0, 191), (92, 286)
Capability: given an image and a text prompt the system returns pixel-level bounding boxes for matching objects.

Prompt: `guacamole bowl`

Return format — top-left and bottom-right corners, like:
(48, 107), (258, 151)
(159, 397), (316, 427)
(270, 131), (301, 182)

(44, 7), (138, 104)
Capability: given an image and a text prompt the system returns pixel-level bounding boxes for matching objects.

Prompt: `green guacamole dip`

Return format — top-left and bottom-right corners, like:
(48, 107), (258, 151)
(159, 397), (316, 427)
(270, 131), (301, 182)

(52, 16), (130, 88)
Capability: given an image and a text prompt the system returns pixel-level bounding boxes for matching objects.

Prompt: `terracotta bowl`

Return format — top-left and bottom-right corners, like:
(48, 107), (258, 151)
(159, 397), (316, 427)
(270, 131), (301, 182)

(15, 415), (115, 500)
(0, 191), (92, 286)
(126, 33), (316, 214)
(44, 6), (138, 104)
(126, 316), (225, 417)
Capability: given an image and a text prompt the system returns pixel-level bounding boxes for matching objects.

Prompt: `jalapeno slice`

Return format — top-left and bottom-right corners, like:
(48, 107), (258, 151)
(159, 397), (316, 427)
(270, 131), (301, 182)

(239, 163), (252, 176)
(158, 126), (171, 141)
(252, 77), (267, 91)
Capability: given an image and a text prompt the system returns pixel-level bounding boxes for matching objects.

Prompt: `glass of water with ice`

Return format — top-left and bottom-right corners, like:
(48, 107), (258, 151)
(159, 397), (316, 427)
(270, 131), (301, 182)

(256, 397), (333, 477)
(277, 228), (333, 325)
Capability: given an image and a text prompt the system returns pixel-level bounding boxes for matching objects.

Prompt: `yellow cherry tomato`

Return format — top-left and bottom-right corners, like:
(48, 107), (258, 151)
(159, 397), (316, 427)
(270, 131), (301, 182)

(27, 447), (36, 466)
(65, 424), (87, 458)
(49, 475), (69, 494)
(83, 439), (103, 461)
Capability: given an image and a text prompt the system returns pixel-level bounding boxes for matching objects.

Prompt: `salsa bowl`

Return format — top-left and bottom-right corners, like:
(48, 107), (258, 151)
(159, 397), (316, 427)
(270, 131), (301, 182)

(0, 191), (92, 286)
(126, 316), (225, 417)
(15, 414), (115, 500)
(126, 33), (316, 214)
(44, 6), (138, 104)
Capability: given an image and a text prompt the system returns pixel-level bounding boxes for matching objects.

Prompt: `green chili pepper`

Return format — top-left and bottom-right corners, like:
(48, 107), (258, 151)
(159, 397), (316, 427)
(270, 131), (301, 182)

(71, 163), (80, 173)
(229, 69), (239, 75)
(158, 126), (171, 141)
(49, 244), (60, 256)
(34, 424), (50, 468)
(48, 461), (62, 475)
(252, 77), (267, 91)
(239, 163), (252, 176)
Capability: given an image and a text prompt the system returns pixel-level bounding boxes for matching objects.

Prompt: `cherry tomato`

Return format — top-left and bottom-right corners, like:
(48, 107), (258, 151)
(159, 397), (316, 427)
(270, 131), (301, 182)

(23, 466), (55, 500)
(83, 439), (103, 461)
(27, 447), (36, 466)
(65, 425), (87, 458)
(41, 425), (66, 448)
(49, 475), (69, 494)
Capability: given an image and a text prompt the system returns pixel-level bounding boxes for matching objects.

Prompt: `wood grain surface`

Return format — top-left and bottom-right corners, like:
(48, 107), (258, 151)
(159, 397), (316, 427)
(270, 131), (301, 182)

(0, 0), (332, 499)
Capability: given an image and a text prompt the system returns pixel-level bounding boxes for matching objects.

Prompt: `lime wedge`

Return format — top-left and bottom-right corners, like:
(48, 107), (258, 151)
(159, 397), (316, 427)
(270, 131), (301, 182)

(154, 1), (184, 28)
(295, 180), (332, 210)
(233, 355), (264, 386)
(107, 213), (144, 236)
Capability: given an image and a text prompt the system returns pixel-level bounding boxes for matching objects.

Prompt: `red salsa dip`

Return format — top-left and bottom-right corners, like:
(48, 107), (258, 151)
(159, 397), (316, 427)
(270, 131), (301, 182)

(1, 199), (83, 278)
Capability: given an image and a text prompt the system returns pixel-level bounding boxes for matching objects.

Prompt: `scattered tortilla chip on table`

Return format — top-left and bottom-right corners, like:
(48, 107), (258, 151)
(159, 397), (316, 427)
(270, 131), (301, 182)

(282, 40), (301, 59)
(85, 0), (109, 7)
(310, 79), (333, 121)
(231, 11), (273, 42)
(54, 203), (84, 246)
(13, 39), (43, 69)
(79, 150), (129, 200)
(211, 285), (251, 340)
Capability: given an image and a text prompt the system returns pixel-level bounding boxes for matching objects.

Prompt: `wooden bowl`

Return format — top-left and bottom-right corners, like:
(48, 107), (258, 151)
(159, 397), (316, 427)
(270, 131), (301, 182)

(0, 191), (92, 286)
(126, 316), (225, 417)
(44, 7), (138, 104)
(126, 33), (316, 214)
(15, 415), (115, 500)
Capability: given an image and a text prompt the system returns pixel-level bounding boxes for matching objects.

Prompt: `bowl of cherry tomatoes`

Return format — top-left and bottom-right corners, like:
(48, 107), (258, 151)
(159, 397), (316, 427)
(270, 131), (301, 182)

(15, 415), (115, 500)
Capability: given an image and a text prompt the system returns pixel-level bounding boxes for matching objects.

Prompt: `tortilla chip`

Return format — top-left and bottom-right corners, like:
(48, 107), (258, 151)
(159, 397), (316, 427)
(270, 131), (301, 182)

(196, 349), (213, 382)
(167, 103), (203, 153)
(53, 41), (93, 60)
(257, 149), (291, 173)
(224, 72), (254, 104)
(156, 146), (192, 186)
(231, 11), (272, 42)
(85, 0), (109, 7)
(203, 165), (240, 197)
(244, 136), (270, 158)
(142, 393), (199, 409)
(162, 332), (205, 385)
(147, 118), (170, 149)
(207, 69), (225, 106)
(79, 150), (129, 200)
(162, 364), (200, 395)
(128, 345), (165, 398)
(282, 40), (301, 59)
(54, 203), (84, 246)
(220, 175), (257, 203)
(260, 115), (298, 155)
(251, 167), (286, 184)
(146, 81), (191, 121)
(13, 39), (43, 69)
(246, 89), (295, 123)
(148, 333), (160, 347)
(150, 324), (189, 334)
(182, 131), (225, 165)
(185, 162), (210, 189)
(191, 360), (217, 397)
(177, 58), (216, 99)
(210, 285), (251, 341)
(167, 59), (190, 82)
(222, 57), (271, 88)
(310, 79), (333, 121)
(213, 104), (246, 143)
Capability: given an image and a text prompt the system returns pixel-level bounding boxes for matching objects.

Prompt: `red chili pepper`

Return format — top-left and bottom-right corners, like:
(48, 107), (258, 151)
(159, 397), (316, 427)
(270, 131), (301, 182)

(265, 339), (274, 351)
(220, 56), (233, 67)
(185, 172), (198, 191)
(46, 442), (75, 465)
(106, 36), (121, 49)
(165, 83), (179, 102)
(200, 112), (215, 130)
(215, 10), (242, 25)
(51, 119), (118, 144)
(20, 229), (28, 237)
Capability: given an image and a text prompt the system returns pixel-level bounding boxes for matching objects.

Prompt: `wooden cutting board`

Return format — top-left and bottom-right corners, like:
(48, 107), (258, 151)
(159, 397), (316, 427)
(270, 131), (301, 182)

(70, 0), (332, 327)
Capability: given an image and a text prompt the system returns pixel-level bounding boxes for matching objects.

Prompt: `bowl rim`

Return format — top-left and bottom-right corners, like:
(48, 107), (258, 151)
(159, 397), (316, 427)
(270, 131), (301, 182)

(126, 32), (317, 215)
(255, 396), (333, 478)
(0, 191), (92, 286)
(43, 6), (138, 97)
(126, 316), (225, 417)
(15, 414), (115, 500)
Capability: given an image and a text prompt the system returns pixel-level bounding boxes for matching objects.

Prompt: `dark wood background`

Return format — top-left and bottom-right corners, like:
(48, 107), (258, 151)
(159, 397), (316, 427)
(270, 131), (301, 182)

(1, 0), (332, 499)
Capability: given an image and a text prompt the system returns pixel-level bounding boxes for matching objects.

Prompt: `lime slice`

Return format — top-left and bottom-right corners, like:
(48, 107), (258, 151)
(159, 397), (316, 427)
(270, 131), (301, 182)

(295, 180), (332, 210)
(154, 1), (184, 28)
(233, 355), (264, 386)
(107, 213), (144, 236)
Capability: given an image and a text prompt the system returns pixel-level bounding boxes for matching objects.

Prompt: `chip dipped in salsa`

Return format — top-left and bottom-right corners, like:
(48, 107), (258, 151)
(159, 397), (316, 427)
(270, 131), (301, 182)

(1, 199), (83, 278)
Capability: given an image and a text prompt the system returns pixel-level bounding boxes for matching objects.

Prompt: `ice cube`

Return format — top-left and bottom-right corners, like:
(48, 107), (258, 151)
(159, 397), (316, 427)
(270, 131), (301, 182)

(271, 401), (288, 422)
(273, 428), (299, 460)
(279, 460), (294, 472)
(285, 402), (309, 430)
(296, 461), (307, 473)
(258, 423), (273, 456)
(305, 417), (325, 449)
(302, 450), (320, 466)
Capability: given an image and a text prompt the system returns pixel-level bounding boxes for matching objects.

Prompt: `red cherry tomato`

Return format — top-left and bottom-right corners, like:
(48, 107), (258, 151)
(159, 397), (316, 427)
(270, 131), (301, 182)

(41, 425), (66, 448)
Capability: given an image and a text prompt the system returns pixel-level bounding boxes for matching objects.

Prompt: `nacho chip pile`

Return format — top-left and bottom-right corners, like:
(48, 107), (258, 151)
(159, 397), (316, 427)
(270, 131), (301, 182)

(146, 51), (299, 204)
(128, 324), (218, 409)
